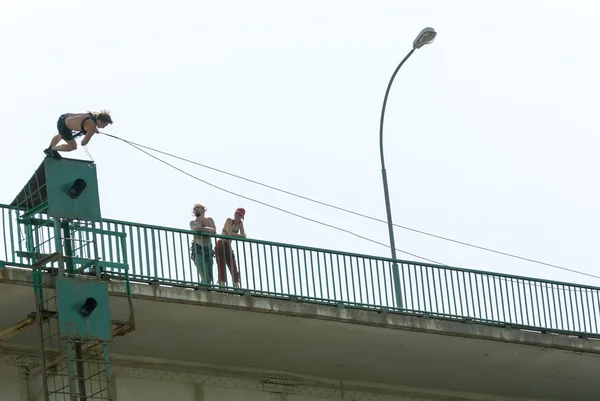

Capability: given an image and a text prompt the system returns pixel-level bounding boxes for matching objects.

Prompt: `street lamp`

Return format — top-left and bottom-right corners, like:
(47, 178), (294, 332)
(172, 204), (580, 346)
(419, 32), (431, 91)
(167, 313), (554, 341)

(379, 27), (437, 309)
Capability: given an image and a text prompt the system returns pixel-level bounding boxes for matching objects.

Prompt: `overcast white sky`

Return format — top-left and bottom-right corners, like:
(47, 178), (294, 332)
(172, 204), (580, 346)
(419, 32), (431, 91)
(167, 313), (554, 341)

(1, 0), (598, 286)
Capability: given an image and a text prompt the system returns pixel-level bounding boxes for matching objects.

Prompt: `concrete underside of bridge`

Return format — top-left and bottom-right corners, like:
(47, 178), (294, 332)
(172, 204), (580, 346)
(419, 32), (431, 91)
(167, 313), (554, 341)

(1, 267), (599, 401)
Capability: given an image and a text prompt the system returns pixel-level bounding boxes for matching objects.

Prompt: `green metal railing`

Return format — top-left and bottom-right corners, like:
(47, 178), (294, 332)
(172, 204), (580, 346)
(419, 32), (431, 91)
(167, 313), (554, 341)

(2, 204), (599, 337)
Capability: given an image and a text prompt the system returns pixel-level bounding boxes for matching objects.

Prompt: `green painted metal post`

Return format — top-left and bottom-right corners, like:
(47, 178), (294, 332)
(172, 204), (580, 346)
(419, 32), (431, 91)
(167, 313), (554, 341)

(74, 342), (87, 401)
(66, 341), (78, 401)
(33, 277), (50, 401)
(104, 344), (114, 399)
(53, 219), (65, 275)
(62, 221), (75, 275)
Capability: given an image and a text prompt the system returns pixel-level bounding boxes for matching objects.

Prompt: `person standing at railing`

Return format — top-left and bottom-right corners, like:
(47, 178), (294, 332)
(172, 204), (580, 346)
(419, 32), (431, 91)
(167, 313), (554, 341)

(189, 204), (216, 284)
(216, 207), (246, 288)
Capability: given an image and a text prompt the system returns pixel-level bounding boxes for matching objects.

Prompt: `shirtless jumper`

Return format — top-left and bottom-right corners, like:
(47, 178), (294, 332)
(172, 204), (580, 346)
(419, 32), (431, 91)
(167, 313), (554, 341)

(44, 111), (113, 159)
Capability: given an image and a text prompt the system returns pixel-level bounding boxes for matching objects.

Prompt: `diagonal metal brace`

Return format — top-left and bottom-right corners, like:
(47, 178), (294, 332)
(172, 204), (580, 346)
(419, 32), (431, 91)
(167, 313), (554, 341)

(30, 253), (61, 270)
(0, 311), (57, 342)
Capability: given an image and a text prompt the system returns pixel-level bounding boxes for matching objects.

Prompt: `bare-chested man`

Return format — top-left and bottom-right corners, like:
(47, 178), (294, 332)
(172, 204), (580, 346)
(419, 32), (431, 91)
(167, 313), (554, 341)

(44, 111), (113, 159)
(189, 204), (216, 284)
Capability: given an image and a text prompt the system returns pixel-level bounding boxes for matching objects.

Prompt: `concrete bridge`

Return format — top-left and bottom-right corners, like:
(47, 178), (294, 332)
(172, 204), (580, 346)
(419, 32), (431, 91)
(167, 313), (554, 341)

(1, 266), (599, 401)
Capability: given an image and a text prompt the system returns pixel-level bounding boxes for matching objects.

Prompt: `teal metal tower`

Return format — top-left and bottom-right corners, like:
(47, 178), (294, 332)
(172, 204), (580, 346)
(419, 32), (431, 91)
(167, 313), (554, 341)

(10, 157), (135, 401)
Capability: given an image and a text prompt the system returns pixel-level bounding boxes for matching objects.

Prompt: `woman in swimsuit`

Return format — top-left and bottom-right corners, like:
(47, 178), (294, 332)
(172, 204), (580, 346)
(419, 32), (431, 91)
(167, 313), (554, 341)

(217, 208), (246, 288)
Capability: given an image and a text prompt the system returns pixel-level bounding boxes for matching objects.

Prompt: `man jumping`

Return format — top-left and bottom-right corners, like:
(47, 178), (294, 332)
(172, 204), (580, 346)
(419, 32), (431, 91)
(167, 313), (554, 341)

(44, 111), (113, 158)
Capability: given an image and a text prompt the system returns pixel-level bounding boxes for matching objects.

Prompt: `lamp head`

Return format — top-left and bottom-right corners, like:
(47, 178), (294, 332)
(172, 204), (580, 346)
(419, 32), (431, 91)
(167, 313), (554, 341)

(413, 27), (437, 49)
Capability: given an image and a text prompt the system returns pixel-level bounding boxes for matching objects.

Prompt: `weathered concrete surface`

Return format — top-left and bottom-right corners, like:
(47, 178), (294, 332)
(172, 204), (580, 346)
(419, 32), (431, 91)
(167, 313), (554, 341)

(2, 267), (600, 401)
(2, 267), (596, 354)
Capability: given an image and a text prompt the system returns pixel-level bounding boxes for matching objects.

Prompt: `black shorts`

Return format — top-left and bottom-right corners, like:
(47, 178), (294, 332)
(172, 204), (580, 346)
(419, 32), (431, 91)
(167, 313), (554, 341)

(57, 114), (74, 141)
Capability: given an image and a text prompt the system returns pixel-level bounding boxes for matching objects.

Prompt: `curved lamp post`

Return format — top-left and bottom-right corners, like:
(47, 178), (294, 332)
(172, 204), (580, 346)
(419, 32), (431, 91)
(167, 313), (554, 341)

(380, 27), (437, 309)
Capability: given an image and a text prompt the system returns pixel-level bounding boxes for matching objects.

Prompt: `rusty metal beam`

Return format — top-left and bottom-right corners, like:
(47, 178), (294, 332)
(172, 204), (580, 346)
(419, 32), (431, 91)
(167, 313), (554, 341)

(0, 316), (36, 342)
(0, 311), (57, 342)
(1, 308), (132, 342)
(111, 324), (133, 338)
